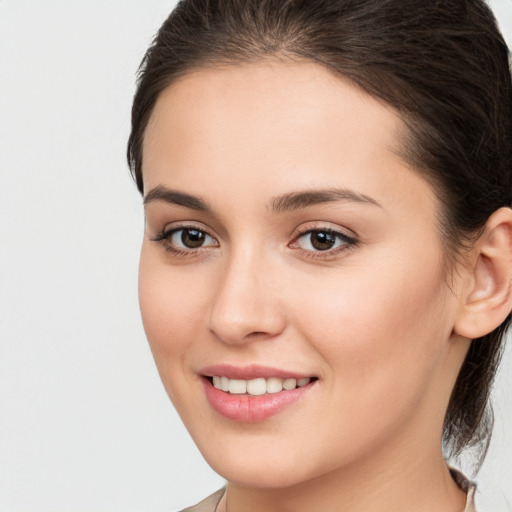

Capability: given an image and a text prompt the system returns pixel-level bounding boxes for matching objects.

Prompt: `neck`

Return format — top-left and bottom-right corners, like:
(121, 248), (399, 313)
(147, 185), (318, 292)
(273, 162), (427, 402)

(222, 437), (467, 512)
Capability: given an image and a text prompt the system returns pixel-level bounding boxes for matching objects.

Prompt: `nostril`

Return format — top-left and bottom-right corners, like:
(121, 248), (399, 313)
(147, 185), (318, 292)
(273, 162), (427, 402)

(246, 331), (266, 338)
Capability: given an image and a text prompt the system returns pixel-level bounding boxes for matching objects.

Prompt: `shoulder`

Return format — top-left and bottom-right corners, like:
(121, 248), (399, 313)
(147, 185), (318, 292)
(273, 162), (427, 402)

(179, 488), (225, 512)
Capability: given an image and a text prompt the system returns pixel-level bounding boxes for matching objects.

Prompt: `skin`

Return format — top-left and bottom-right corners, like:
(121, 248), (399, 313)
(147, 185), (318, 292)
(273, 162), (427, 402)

(139, 61), (481, 512)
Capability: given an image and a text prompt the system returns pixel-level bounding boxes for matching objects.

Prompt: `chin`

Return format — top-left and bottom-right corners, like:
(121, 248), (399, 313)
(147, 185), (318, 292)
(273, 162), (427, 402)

(212, 459), (311, 489)
(196, 439), (324, 489)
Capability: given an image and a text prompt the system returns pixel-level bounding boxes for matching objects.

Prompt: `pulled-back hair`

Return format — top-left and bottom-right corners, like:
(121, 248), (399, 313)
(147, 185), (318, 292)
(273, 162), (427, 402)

(127, 0), (512, 464)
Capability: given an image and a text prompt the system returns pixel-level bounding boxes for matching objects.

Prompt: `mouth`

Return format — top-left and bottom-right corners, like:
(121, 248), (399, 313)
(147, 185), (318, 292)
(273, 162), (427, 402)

(199, 365), (318, 422)
(206, 375), (316, 395)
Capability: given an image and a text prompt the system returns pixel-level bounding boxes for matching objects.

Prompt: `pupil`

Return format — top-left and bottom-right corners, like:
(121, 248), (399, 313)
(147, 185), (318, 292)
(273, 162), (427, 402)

(311, 231), (335, 251)
(182, 229), (205, 248)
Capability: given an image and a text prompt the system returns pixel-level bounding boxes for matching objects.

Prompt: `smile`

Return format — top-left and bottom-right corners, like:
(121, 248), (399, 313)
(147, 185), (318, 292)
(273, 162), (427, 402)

(200, 366), (318, 422)
(210, 376), (313, 395)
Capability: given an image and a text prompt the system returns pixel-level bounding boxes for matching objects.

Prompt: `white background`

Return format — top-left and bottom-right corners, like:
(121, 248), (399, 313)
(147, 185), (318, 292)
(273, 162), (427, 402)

(0, 1), (511, 511)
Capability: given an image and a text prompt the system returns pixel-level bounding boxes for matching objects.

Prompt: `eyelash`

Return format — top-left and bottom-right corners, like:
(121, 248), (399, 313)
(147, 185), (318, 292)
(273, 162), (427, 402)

(150, 226), (218, 257)
(291, 227), (358, 258)
(151, 225), (358, 258)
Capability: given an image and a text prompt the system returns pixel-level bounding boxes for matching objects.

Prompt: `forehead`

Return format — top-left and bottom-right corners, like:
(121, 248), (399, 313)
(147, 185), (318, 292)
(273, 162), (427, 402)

(142, 61), (437, 218)
(143, 61), (402, 168)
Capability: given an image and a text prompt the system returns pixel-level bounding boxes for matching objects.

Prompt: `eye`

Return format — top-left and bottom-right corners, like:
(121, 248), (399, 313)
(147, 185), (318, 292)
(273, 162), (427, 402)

(170, 228), (216, 249)
(151, 226), (218, 254)
(294, 229), (357, 253)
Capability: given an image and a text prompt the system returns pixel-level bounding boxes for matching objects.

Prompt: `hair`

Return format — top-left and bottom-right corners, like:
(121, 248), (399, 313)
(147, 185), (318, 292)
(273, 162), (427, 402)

(127, 0), (512, 466)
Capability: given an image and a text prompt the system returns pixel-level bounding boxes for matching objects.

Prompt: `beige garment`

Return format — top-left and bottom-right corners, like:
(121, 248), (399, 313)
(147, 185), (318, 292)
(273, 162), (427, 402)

(180, 489), (224, 512)
(180, 468), (476, 512)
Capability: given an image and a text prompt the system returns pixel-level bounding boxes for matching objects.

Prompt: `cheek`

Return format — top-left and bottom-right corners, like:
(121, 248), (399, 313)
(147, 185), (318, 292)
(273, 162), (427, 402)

(291, 246), (453, 419)
(138, 247), (207, 370)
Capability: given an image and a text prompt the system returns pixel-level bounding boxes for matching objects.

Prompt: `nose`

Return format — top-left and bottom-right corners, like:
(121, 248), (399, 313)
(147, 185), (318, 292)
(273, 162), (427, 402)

(207, 250), (286, 345)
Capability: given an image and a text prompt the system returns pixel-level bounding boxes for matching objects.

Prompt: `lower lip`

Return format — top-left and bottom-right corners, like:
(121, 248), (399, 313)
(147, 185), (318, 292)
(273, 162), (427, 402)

(202, 378), (316, 423)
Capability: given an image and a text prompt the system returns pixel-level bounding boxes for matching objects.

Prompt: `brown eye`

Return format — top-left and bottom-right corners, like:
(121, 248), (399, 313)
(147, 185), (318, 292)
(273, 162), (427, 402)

(180, 229), (206, 248)
(294, 229), (357, 253)
(309, 231), (337, 251)
(163, 227), (217, 251)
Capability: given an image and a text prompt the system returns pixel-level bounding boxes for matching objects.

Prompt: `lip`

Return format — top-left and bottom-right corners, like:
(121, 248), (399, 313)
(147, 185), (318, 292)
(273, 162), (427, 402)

(199, 365), (318, 423)
(199, 364), (314, 380)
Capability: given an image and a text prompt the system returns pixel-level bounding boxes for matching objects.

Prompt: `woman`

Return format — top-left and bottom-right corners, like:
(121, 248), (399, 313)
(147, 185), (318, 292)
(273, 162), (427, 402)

(127, 1), (512, 510)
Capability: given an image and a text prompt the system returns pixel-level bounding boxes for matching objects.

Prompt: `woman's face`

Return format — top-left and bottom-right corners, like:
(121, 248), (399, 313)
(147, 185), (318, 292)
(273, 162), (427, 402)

(139, 62), (469, 487)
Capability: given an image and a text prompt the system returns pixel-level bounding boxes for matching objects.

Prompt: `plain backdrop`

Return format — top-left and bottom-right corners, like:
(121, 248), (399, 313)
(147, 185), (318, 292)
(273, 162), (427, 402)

(0, 1), (511, 511)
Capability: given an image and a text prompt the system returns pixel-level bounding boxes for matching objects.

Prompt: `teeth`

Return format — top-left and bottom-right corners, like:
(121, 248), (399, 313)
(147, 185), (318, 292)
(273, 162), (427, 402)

(283, 378), (297, 390)
(247, 378), (266, 396)
(211, 376), (313, 395)
(229, 379), (247, 394)
(220, 376), (230, 392)
(266, 377), (283, 394)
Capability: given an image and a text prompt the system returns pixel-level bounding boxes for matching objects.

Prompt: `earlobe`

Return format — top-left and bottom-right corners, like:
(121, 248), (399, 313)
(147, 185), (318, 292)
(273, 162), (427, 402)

(454, 207), (512, 339)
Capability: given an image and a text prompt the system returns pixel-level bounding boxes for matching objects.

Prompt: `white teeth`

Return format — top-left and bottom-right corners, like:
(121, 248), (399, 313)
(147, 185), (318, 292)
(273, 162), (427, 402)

(266, 377), (283, 394)
(247, 378), (267, 396)
(282, 378), (297, 390)
(211, 376), (314, 395)
(220, 376), (230, 392)
(229, 379), (247, 394)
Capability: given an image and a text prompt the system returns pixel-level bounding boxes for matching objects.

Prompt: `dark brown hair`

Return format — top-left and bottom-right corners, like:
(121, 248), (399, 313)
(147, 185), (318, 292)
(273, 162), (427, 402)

(127, 0), (512, 464)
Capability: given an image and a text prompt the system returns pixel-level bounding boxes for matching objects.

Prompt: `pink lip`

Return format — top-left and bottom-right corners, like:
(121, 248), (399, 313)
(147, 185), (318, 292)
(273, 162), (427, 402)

(199, 365), (318, 423)
(199, 364), (313, 380)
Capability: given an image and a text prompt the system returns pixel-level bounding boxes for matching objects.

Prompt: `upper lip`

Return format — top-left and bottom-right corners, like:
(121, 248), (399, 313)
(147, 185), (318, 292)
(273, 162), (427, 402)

(199, 364), (315, 380)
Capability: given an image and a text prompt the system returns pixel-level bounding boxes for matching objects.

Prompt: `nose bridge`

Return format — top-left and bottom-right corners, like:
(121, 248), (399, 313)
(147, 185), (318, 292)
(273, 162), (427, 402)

(207, 243), (285, 344)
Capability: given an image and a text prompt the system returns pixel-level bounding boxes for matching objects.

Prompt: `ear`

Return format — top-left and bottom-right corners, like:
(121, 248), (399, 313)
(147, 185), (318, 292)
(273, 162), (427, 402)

(454, 207), (512, 339)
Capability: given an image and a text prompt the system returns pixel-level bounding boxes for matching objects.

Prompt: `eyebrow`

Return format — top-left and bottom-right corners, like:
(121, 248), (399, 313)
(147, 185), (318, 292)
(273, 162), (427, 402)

(143, 185), (381, 213)
(144, 185), (211, 212)
(271, 188), (381, 212)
